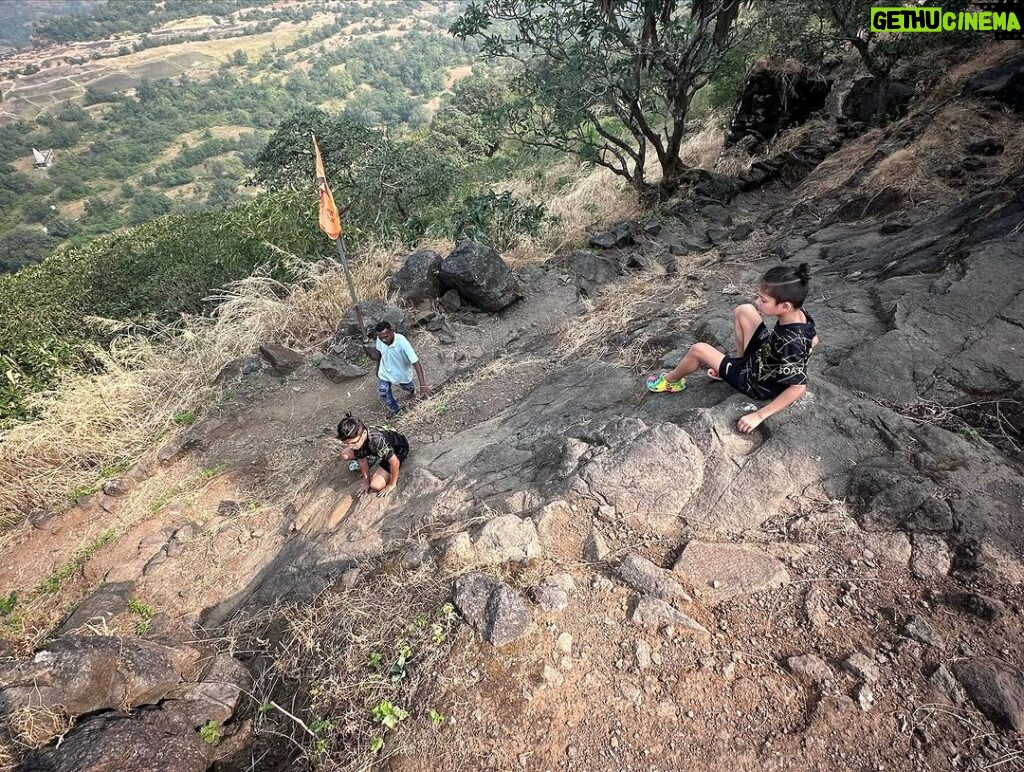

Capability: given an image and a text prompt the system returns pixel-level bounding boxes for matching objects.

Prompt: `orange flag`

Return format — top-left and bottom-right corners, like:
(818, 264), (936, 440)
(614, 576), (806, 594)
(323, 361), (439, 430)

(312, 133), (342, 240)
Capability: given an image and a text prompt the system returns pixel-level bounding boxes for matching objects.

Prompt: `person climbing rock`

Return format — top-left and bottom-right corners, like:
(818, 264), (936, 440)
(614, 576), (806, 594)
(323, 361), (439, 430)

(337, 413), (410, 498)
(647, 262), (820, 433)
(369, 320), (431, 417)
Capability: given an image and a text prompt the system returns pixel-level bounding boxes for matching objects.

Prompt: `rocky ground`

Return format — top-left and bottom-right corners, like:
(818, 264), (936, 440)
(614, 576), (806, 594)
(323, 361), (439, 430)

(2, 46), (1024, 772)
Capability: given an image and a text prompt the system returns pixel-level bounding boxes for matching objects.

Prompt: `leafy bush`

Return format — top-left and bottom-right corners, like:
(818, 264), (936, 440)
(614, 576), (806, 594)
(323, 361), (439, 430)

(0, 192), (322, 422)
(449, 190), (546, 251)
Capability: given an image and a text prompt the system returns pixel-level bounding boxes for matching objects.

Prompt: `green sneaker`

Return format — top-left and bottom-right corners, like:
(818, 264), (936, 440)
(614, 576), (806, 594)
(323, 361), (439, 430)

(646, 373), (686, 393)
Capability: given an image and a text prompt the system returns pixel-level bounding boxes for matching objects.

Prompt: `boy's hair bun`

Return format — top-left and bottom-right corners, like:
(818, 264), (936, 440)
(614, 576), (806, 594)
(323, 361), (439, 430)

(337, 413), (365, 441)
(761, 263), (811, 308)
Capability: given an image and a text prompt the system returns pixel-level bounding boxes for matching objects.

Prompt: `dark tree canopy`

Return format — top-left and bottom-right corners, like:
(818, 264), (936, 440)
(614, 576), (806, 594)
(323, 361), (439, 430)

(451, 0), (745, 197)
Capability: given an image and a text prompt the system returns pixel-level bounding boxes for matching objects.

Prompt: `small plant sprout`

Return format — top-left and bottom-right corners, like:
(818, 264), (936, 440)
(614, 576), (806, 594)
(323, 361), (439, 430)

(199, 720), (221, 745)
(371, 700), (408, 730)
(431, 623), (445, 645)
(367, 651), (383, 671)
(0, 592), (16, 616)
(370, 736), (384, 753)
(309, 717), (335, 755)
(390, 641), (414, 682)
(127, 597), (156, 635)
(173, 410), (197, 426)
(428, 709), (444, 727)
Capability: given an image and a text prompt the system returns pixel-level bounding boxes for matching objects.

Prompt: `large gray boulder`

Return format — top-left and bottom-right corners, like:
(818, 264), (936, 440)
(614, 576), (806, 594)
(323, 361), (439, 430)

(452, 572), (532, 646)
(0, 636), (200, 717)
(841, 77), (914, 124)
(963, 51), (1024, 112)
(20, 709), (210, 772)
(390, 248), (443, 306)
(726, 62), (832, 147)
(341, 300), (410, 338)
(165, 653), (252, 728)
(570, 250), (622, 298)
(439, 240), (521, 312)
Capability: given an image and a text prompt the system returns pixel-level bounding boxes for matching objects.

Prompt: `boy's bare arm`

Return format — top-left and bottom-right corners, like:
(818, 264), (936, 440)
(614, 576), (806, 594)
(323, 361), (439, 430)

(357, 459), (371, 494)
(737, 384), (807, 433)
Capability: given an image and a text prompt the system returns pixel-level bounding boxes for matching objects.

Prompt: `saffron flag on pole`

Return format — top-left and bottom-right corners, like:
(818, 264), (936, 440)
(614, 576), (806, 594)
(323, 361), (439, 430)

(312, 133), (342, 240)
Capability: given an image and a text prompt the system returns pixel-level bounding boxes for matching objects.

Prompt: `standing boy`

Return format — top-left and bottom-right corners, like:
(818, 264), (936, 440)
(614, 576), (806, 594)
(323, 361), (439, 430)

(371, 321), (431, 416)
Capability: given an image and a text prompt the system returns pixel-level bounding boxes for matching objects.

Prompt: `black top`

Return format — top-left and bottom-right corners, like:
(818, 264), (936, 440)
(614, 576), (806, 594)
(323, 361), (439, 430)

(353, 426), (409, 467)
(740, 312), (816, 399)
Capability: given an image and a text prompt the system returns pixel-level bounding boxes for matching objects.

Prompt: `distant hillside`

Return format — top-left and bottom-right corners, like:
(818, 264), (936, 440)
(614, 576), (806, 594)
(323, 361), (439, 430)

(0, 1), (96, 49)
(0, 0), (474, 273)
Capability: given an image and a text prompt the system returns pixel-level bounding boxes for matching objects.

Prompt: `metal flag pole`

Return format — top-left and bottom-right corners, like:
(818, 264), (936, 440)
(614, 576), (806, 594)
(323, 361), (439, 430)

(333, 229), (367, 343)
(312, 131), (368, 343)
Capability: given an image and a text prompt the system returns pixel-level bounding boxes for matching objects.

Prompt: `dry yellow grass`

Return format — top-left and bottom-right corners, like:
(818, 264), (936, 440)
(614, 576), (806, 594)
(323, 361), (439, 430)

(796, 127), (885, 200)
(556, 270), (700, 372)
(0, 242), (397, 539)
(502, 161), (641, 265)
(7, 706), (74, 750)
(679, 124), (725, 170)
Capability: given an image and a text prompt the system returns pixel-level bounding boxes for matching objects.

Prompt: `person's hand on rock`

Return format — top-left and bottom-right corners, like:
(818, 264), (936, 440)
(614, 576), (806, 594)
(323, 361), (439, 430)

(737, 411), (764, 434)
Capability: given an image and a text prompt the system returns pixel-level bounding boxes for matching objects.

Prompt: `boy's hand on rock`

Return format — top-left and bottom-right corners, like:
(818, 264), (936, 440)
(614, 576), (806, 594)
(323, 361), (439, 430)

(737, 412), (763, 433)
(357, 480), (371, 496)
(378, 485), (396, 498)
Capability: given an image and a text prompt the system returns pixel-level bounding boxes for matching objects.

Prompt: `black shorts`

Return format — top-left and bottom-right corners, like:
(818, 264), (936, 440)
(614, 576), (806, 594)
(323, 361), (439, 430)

(717, 323), (780, 400)
(372, 444), (409, 474)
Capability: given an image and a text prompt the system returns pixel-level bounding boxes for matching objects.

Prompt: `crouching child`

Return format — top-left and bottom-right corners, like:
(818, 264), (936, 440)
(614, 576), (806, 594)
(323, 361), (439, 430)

(337, 413), (410, 497)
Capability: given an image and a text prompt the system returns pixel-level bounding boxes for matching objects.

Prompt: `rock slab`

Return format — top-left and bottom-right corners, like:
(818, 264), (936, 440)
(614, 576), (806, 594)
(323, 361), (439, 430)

(453, 572), (532, 646)
(615, 554), (692, 605)
(953, 658), (1024, 732)
(673, 541), (790, 603)
(628, 596), (708, 636)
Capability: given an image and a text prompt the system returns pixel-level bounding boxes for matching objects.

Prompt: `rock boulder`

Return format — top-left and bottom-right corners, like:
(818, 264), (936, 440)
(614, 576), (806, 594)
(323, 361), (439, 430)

(452, 572), (532, 646)
(390, 248), (443, 305)
(727, 62), (832, 147)
(439, 241), (521, 312)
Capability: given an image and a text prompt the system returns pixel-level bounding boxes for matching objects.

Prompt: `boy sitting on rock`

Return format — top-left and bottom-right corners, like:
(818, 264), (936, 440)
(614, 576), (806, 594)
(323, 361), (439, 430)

(646, 263), (819, 433)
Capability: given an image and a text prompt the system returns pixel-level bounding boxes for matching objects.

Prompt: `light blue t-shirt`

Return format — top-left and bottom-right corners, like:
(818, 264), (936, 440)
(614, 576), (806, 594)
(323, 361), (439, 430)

(375, 332), (418, 385)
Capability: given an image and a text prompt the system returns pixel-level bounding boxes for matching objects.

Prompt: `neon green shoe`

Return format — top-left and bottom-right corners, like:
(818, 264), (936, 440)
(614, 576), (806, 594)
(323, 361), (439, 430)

(646, 373), (686, 393)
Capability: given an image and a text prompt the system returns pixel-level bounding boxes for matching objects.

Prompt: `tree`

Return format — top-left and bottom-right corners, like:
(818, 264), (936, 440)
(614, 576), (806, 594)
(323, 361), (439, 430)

(127, 190), (173, 225)
(0, 226), (55, 272)
(451, 0), (746, 198)
(252, 108), (461, 243)
(765, 0), (971, 125)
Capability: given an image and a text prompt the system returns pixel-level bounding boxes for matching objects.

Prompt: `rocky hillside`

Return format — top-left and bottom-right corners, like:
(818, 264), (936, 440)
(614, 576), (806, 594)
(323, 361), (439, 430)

(2, 46), (1024, 772)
